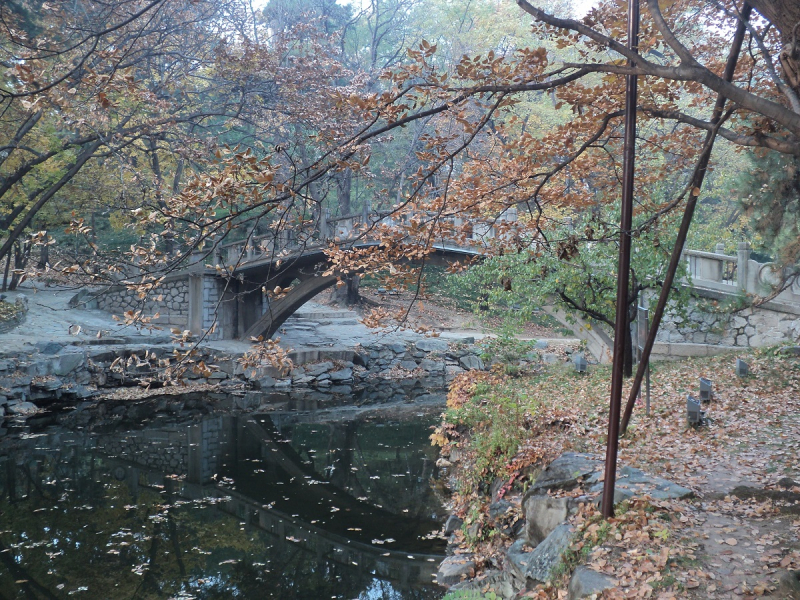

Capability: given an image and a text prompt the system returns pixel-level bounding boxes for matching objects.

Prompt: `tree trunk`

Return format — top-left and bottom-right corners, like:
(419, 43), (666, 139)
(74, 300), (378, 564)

(748, 0), (800, 42)
(148, 137), (174, 255)
(2, 251), (10, 292)
(333, 274), (360, 305)
(37, 237), (49, 270)
(0, 139), (103, 265)
(336, 169), (352, 215)
(9, 239), (30, 291)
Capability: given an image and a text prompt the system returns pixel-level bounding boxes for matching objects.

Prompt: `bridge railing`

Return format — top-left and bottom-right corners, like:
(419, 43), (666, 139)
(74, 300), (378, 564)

(684, 241), (800, 307)
(685, 243), (739, 289)
(216, 206), (520, 268)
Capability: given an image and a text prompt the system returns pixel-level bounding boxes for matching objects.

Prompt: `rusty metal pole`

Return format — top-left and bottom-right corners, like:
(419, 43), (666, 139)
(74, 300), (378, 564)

(601, 0), (640, 519)
(619, 2), (752, 436)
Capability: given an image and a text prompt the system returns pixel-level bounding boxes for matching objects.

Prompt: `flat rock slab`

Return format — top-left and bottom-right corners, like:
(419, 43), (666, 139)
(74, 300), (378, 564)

(508, 523), (574, 582)
(419, 359), (445, 373)
(568, 566), (616, 599)
(531, 452), (600, 493)
(437, 554), (476, 586)
(448, 568), (518, 599)
(304, 361), (334, 377)
(329, 368), (353, 382)
(7, 402), (38, 416)
(588, 465), (693, 501)
(416, 338), (449, 353)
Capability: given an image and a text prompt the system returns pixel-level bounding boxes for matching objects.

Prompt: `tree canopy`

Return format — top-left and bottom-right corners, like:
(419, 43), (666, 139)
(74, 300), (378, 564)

(1, 0), (799, 319)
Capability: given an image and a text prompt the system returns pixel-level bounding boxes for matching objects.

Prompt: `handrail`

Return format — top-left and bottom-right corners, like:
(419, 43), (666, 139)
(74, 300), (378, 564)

(684, 249), (735, 261)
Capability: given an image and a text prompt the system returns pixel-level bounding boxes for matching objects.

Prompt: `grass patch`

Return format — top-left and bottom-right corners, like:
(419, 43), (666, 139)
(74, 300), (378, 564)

(442, 377), (535, 493)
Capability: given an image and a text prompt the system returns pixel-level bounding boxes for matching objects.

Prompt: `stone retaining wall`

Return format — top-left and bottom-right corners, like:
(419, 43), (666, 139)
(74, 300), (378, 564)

(657, 296), (800, 348)
(96, 278), (190, 328)
(99, 428), (190, 474)
(0, 337), (493, 418)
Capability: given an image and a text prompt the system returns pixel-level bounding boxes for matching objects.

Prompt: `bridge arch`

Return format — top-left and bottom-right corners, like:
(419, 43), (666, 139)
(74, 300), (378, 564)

(229, 244), (482, 340)
(243, 274), (338, 340)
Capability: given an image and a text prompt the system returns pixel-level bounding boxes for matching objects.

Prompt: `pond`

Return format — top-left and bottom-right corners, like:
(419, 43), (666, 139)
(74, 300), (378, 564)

(0, 382), (450, 599)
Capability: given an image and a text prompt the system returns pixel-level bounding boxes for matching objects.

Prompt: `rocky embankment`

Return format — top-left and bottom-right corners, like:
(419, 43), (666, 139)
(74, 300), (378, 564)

(436, 452), (695, 599)
(0, 335), (492, 418)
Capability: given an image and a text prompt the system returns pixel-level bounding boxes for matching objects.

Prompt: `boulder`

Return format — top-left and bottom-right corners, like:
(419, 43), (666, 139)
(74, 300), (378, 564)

(488, 499), (520, 537)
(448, 569), (517, 599)
(508, 523), (573, 582)
(778, 570), (800, 599)
(459, 354), (485, 370)
(399, 360), (419, 371)
(444, 515), (463, 535)
(255, 376), (277, 389)
(436, 555), (476, 586)
(445, 365), (464, 379)
(416, 338), (449, 353)
(567, 567), (616, 599)
(530, 453), (600, 493)
(523, 494), (582, 546)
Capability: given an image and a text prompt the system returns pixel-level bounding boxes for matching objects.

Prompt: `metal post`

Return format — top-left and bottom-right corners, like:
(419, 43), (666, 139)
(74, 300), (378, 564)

(643, 308), (651, 416)
(620, 2), (752, 436)
(601, 0), (639, 519)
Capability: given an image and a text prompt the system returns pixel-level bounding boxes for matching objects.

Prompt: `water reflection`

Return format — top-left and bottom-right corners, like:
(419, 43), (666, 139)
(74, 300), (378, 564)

(0, 389), (447, 599)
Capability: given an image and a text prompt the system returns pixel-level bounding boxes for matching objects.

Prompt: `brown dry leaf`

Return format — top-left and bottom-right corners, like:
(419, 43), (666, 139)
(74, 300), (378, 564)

(724, 538), (738, 546)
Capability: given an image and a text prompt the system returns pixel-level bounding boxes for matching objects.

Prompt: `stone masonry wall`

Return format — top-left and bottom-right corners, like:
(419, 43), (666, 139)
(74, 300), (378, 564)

(98, 429), (190, 474)
(657, 296), (800, 348)
(95, 417), (225, 480)
(97, 278), (190, 328)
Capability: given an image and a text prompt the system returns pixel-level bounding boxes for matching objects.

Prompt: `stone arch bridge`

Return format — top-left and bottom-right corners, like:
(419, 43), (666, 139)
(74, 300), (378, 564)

(97, 207), (513, 340)
(94, 215), (800, 355)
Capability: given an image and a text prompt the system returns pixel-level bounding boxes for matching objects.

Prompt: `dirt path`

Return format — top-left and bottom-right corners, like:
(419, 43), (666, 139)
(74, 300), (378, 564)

(611, 355), (800, 599)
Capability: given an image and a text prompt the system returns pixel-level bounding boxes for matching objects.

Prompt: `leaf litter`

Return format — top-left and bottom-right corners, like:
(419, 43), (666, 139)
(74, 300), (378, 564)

(435, 347), (800, 598)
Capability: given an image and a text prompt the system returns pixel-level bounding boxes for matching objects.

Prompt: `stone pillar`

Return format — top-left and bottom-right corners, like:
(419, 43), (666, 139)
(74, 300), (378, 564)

(715, 242), (725, 255)
(188, 275), (203, 335)
(187, 423), (202, 484)
(737, 241), (750, 291)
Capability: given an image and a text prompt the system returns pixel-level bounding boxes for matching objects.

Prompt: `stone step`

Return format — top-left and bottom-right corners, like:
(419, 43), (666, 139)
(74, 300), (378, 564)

(293, 310), (354, 319)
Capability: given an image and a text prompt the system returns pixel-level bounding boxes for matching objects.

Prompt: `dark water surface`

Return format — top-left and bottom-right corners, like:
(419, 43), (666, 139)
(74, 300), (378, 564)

(0, 384), (449, 599)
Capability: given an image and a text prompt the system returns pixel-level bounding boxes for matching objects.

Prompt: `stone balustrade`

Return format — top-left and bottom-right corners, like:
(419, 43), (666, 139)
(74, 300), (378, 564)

(216, 206), (518, 269)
